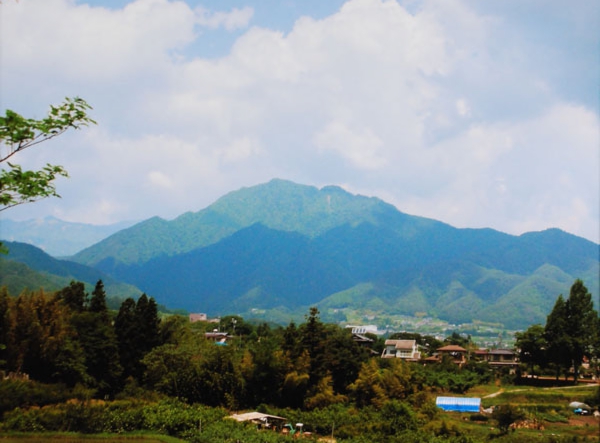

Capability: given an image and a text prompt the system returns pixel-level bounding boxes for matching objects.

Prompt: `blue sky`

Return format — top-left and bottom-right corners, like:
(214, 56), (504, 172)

(1, 0), (598, 242)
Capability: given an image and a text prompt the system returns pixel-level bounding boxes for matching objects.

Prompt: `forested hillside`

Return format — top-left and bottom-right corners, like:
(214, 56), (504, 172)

(64, 180), (599, 330)
(0, 241), (141, 299)
(0, 279), (598, 442)
(0, 216), (136, 257)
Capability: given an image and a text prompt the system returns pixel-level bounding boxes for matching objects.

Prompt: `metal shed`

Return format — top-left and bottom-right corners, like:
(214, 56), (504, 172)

(436, 396), (481, 412)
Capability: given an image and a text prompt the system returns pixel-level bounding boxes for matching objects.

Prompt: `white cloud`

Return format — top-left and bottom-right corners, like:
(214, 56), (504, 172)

(398, 104), (599, 240)
(195, 6), (254, 31)
(147, 171), (175, 190)
(220, 137), (264, 162)
(456, 99), (471, 117)
(314, 121), (386, 170)
(2, 0), (196, 83)
(1, 0), (598, 243)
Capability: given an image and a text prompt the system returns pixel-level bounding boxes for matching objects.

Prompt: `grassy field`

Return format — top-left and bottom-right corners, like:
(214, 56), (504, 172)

(0, 433), (186, 443)
(439, 382), (600, 441)
(0, 383), (597, 442)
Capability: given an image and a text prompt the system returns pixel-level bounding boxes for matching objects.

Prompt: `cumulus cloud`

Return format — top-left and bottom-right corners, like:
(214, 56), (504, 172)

(314, 121), (386, 170)
(1, 0), (598, 242)
(195, 6), (254, 31)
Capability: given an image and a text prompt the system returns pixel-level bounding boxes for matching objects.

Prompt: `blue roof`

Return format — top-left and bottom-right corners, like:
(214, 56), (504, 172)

(436, 397), (481, 412)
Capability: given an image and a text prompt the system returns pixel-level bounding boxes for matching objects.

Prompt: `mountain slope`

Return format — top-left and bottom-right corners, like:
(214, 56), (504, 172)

(0, 259), (74, 296)
(72, 179), (443, 267)
(0, 216), (136, 257)
(0, 241), (142, 299)
(68, 180), (599, 329)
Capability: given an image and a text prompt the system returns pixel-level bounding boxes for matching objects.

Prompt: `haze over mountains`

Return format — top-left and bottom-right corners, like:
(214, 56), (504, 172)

(0, 216), (137, 257)
(2, 179), (598, 329)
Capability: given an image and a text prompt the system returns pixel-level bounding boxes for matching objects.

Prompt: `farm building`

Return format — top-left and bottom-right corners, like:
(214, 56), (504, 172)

(436, 396), (481, 412)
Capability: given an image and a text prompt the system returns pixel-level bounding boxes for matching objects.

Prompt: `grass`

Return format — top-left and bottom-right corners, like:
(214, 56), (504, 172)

(0, 432), (186, 443)
(443, 381), (600, 441)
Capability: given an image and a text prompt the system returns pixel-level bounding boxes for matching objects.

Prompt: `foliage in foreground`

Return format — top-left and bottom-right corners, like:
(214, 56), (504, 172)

(0, 97), (95, 212)
(1, 388), (598, 443)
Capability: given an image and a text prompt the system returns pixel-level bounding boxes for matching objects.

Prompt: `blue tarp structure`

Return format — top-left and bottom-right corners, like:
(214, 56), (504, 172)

(436, 396), (481, 412)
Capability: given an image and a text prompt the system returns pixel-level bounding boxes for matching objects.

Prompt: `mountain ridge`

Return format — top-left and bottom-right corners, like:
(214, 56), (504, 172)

(0, 216), (137, 257)
(72, 179), (446, 267)
(0, 240), (142, 299)
(3, 179), (598, 329)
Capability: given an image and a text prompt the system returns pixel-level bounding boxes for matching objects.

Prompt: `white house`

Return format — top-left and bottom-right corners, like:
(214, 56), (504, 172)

(381, 339), (421, 361)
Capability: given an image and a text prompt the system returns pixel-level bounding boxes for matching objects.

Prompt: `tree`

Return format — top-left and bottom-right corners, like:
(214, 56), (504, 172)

(241, 337), (287, 407)
(57, 280), (87, 313)
(545, 280), (599, 382)
(544, 294), (571, 380)
(0, 97), (94, 211)
(89, 280), (108, 317)
(115, 294), (161, 381)
(0, 287), (11, 370)
(299, 307), (328, 387)
(492, 404), (524, 434)
(380, 400), (417, 434)
(142, 343), (203, 401)
(321, 325), (368, 395)
(348, 358), (385, 408)
(115, 298), (138, 379)
(72, 280), (122, 395)
(564, 280), (599, 382)
(304, 375), (348, 410)
(515, 324), (547, 376)
(134, 294), (160, 351)
(4, 289), (87, 385)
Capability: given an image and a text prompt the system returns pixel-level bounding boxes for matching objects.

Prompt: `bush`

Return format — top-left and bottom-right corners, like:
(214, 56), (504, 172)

(584, 385), (600, 408)
(491, 404), (525, 434)
(469, 413), (489, 422)
(0, 380), (74, 416)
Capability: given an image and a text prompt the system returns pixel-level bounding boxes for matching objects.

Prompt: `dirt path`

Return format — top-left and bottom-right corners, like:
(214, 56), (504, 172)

(483, 389), (504, 398)
(483, 383), (597, 399)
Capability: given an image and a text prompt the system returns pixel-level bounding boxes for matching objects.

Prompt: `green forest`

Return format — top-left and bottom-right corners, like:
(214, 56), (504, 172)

(0, 279), (598, 443)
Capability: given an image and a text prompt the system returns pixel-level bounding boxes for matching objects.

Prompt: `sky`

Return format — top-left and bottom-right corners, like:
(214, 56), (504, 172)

(0, 0), (598, 243)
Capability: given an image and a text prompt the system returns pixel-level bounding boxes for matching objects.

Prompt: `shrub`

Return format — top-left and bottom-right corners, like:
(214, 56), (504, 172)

(0, 380), (73, 415)
(491, 404), (525, 434)
(469, 413), (488, 422)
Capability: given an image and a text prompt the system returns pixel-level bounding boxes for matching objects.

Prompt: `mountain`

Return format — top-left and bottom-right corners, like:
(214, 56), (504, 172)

(0, 241), (142, 299)
(68, 179), (599, 329)
(72, 179), (442, 267)
(0, 216), (137, 257)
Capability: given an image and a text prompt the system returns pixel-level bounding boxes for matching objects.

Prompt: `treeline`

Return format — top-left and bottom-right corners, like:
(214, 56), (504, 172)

(0, 282), (493, 411)
(0, 279), (599, 442)
(515, 279), (600, 381)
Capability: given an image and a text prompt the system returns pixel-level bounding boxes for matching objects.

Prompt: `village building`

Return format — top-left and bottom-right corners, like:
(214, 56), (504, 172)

(381, 339), (421, 361)
(431, 344), (468, 366)
(189, 313), (207, 323)
(474, 349), (519, 371)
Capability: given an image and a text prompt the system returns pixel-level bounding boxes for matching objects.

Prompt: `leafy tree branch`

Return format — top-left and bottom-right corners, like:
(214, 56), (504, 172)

(0, 97), (95, 212)
(0, 97), (95, 163)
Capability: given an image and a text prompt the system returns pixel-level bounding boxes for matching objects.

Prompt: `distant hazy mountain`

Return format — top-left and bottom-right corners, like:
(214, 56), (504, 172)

(67, 179), (600, 329)
(0, 240), (142, 299)
(0, 216), (137, 257)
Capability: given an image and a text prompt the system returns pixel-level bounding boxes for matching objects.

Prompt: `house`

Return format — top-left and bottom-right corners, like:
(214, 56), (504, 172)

(189, 313), (207, 323)
(346, 326), (375, 346)
(205, 331), (228, 344)
(352, 332), (374, 346)
(381, 339), (421, 361)
(436, 345), (468, 365)
(476, 349), (519, 371)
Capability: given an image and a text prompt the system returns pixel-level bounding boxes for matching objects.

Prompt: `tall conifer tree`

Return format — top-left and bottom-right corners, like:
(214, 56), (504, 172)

(545, 280), (599, 382)
(565, 279), (599, 381)
(73, 280), (122, 395)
